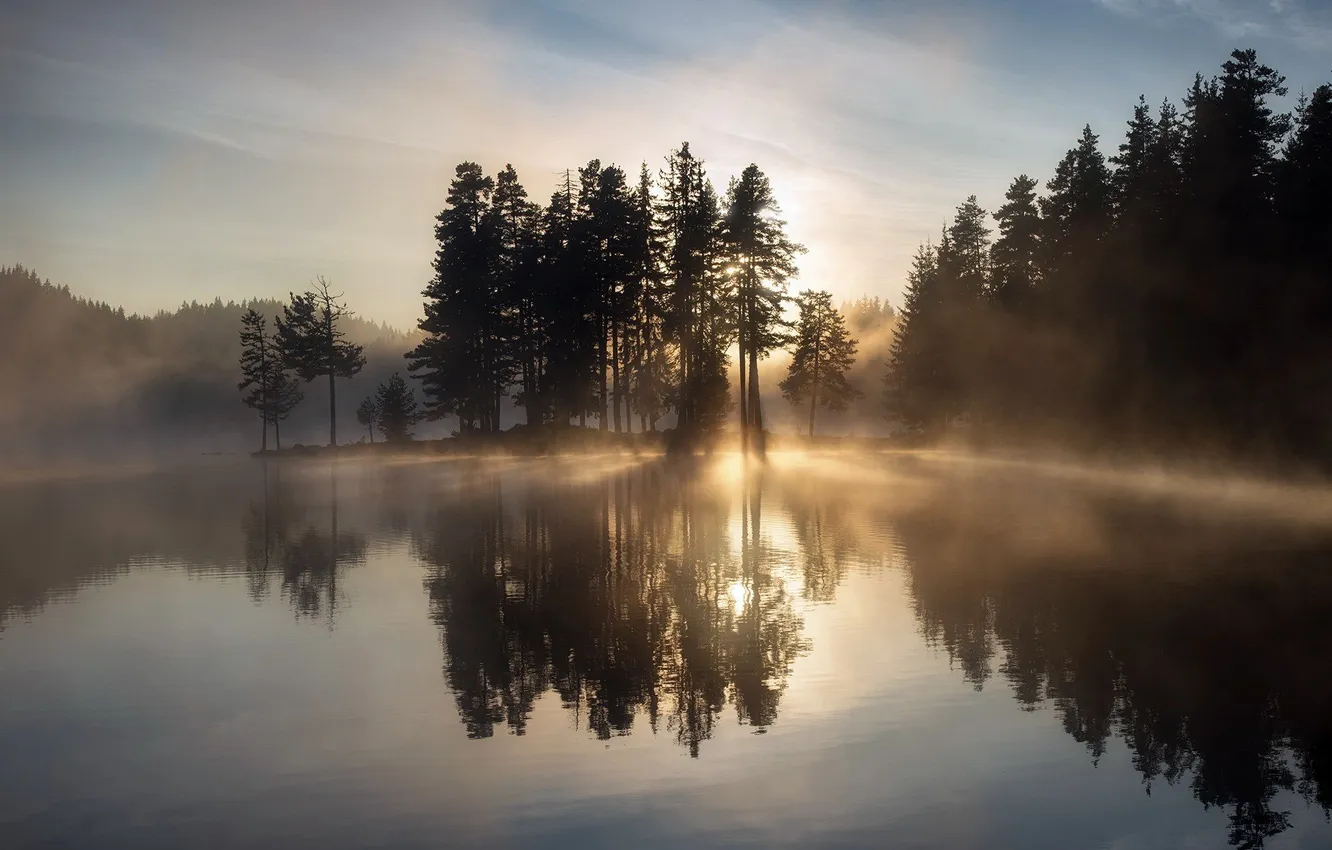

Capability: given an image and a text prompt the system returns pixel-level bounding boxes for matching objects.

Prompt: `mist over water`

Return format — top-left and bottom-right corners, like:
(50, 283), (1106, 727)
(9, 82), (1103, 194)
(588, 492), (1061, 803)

(3, 452), (1332, 849)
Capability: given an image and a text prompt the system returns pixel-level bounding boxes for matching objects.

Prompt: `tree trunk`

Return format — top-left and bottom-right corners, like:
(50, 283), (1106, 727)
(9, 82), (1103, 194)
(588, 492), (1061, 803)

(368, 424), (374, 444)
(611, 317), (622, 433)
(738, 309), (748, 453)
(599, 311), (609, 432)
(678, 273), (692, 433)
(328, 372), (337, 447)
(748, 345), (762, 453)
(275, 417), (282, 452)
(809, 348), (820, 438)
(260, 417), (268, 453)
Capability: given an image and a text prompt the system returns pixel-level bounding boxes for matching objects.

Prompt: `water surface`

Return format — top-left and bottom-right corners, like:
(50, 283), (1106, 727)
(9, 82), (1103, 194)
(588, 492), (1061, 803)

(3, 453), (1332, 849)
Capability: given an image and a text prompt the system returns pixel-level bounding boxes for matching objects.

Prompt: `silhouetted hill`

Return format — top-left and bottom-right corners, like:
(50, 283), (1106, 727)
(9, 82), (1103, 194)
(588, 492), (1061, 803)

(0, 265), (430, 462)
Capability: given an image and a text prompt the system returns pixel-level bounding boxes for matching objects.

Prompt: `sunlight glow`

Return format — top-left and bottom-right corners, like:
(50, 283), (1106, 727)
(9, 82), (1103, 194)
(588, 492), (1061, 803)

(727, 579), (751, 613)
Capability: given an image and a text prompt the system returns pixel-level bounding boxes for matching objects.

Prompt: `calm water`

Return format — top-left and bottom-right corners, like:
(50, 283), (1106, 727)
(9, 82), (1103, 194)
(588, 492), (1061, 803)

(3, 453), (1332, 849)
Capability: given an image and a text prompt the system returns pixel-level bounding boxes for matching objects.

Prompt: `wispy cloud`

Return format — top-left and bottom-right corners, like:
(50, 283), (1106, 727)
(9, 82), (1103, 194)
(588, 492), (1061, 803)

(1094, 0), (1332, 45)
(4, 0), (1329, 326)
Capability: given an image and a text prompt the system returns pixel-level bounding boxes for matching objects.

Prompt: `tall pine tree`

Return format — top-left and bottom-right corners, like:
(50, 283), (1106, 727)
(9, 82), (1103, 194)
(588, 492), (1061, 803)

(780, 290), (860, 437)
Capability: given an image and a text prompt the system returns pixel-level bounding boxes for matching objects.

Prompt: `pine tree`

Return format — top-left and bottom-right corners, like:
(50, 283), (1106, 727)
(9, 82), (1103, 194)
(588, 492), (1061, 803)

(1040, 125), (1113, 285)
(722, 164), (805, 452)
(356, 395), (380, 443)
(946, 196), (990, 301)
(780, 290), (860, 437)
(627, 163), (671, 432)
(1110, 96), (1157, 217)
(276, 277), (365, 447)
(487, 164), (540, 428)
(1177, 50), (1291, 441)
(375, 372), (420, 443)
(407, 162), (495, 434)
(238, 308), (275, 451)
(239, 308), (304, 451)
(658, 142), (729, 436)
(266, 356), (303, 451)
(584, 163), (638, 432)
(989, 175), (1041, 310)
(885, 241), (944, 431)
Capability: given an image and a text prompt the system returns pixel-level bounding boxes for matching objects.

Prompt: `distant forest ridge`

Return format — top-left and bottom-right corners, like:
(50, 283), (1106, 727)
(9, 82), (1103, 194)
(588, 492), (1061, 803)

(0, 265), (425, 459)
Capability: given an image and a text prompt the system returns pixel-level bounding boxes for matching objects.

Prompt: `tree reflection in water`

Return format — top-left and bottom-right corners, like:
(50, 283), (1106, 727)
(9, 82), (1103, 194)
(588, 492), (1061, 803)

(894, 471), (1332, 850)
(242, 460), (367, 622)
(414, 463), (811, 756)
(229, 454), (1332, 848)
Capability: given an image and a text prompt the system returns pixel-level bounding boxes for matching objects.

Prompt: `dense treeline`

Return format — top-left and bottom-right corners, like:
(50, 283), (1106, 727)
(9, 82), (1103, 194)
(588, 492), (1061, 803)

(888, 49), (1332, 465)
(407, 145), (813, 449)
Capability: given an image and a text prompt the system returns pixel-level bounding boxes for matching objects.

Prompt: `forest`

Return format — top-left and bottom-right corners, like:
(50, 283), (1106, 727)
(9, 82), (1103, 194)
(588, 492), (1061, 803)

(335, 146), (868, 451)
(887, 49), (1332, 466)
(0, 265), (418, 460)
(247, 47), (1332, 465)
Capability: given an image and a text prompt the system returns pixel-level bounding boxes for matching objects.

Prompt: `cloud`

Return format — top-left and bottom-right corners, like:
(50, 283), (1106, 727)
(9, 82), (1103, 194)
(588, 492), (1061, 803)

(1094, 0), (1332, 44)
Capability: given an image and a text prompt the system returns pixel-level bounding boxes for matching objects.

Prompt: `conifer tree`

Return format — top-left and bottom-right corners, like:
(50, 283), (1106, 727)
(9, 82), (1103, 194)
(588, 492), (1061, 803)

(780, 290), (860, 437)
(723, 164), (804, 451)
(1040, 126), (1113, 285)
(658, 142), (730, 435)
(487, 164), (540, 428)
(239, 308), (276, 451)
(356, 395), (380, 443)
(885, 241), (944, 431)
(1111, 96), (1157, 217)
(239, 308), (304, 451)
(266, 355), (303, 451)
(276, 277), (365, 447)
(407, 162), (495, 434)
(627, 163), (671, 431)
(584, 163), (638, 432)
(375, 372), (420, 442)
(989, 176), (1041, 310)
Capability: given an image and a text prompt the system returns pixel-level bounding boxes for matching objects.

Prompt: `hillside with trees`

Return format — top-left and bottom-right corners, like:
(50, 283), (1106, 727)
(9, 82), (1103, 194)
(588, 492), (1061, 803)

(0, 265), (422, 462)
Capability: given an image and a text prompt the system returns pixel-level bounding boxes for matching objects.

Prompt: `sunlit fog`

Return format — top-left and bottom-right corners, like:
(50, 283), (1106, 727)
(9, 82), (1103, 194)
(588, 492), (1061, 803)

(4, 0), (1332, 848)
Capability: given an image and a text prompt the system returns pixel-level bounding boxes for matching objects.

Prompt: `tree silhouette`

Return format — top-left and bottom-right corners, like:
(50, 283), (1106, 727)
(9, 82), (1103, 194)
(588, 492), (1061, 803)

(375, 372), (420, 442)
(722, 164), (804, 453)
(238, 309), (276, 452)
(238, 308), (303, 451)
(407, 163), (514, 434)
(356, 395), (379, 443)
(276, 277), (365, 447)
(780, 290), (861, 437)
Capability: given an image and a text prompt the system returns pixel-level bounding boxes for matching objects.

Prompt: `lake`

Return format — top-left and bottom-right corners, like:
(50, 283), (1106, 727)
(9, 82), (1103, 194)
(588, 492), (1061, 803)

(3, 452), (1332, 849)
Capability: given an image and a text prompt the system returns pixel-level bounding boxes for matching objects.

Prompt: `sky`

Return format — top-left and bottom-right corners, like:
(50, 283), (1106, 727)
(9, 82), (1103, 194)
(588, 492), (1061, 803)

(2, 0), (1330, 329)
